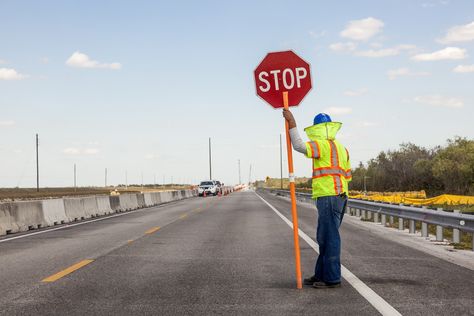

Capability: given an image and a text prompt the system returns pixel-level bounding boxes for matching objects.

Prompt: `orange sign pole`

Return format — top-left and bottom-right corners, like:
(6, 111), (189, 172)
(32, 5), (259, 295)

(282, 91), (302, 289)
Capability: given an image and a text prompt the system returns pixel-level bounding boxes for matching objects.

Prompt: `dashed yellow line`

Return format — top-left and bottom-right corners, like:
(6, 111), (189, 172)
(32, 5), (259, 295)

(145, 226), (161, 234)
(127, 239), (134, 244)
(42, 259), (94, 282)
(179, 213), (188, 219)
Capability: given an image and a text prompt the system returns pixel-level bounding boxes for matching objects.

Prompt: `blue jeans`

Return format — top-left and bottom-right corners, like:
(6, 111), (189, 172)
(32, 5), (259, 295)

(314, 195), (347, 283)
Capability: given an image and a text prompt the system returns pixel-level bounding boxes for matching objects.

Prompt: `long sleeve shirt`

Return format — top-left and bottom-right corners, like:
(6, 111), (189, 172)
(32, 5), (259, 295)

(289, 127), (307, 155)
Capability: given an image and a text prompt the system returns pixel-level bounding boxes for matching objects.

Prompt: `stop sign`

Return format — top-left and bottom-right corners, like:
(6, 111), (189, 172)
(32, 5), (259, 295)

(254, 50), (312, 109)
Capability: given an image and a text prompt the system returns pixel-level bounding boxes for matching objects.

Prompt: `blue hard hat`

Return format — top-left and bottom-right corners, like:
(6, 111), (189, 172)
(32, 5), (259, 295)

(313, 113), (332, 125)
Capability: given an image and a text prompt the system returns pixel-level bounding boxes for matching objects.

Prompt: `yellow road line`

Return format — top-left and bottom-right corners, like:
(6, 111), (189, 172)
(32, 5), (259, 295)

(179, 213), (188, 219)
(42, 259), (94, 282)
(127, 239), (134, 244)
(145, 226), (161, 234)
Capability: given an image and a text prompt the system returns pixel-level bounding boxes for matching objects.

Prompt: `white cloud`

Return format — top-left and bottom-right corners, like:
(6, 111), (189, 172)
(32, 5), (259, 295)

(84, 148), (99, 155)
(356, 44), (418, 58)
(422, 0), (449, 8)
(0, 59), (7, 64)
(453, 64), (474, 73)
(414, 95), (463, 108)
(0, 68), (28, 80)
(324, 107), (353, 115)
(344, 88), (368, 97)
(0, 120), (15, 127)
(387, 67), (430, 80)
(438, 21), (474, 44)
(340, 17), (384, 41)
(63, 147), (81, 155)
(63, 147), (99, 155)
(331, 43), (418, 58)
(66, 51), (122, 70)
(412, 47), (467, 61)
(309, 30), (326, 39)
(356, 48), (399, 57)
(329, 42), (357, 52)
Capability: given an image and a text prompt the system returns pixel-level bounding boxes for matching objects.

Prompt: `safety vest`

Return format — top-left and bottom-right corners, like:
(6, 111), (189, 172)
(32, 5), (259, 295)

(304, 122), (352, 199)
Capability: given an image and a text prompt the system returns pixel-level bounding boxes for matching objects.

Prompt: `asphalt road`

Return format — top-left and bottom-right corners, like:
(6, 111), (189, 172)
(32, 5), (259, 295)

(0, 190), (473, 315)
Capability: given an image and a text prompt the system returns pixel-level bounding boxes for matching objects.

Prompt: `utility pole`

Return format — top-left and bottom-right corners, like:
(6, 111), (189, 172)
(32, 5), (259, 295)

(208, 137), (212, 180)
(141, 172), (144, 189)
(280, 134), (283, 189)
(105, 168), (108, 187)
(74, 163), (76, 191)
(238, 159), (241, 184)
(36, 134), (39, 192)
(125, 170), (128, 189)
(154, 174), (156, 189)
(249, 164), (252, 185)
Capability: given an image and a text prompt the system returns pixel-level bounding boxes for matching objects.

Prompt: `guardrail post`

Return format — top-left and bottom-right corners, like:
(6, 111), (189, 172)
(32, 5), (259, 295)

(436, 207), (444, 241)
(409, 219), (415, 234)
(381, 214), (386, 226)
(398, 217), (404, 230)
(421, 206), (428, 238)
(398, 203), (406, 230)
(453, 210), (460, 244)
(389, 215), (394, 225)
(362, 210), (366, 220)
(356, 208), (360, 217)
(373, 211), (379, 223)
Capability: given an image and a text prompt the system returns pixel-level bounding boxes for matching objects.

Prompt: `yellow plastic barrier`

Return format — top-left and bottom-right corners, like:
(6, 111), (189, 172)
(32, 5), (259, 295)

(350, 192), (474, 206)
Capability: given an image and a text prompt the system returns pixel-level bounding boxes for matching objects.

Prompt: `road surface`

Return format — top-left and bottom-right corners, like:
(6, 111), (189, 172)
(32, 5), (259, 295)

(0, 190), (473, 315)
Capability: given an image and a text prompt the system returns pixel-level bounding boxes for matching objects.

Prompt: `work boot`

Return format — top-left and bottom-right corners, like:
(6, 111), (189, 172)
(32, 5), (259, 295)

(313, 281), (341, 289)
(303, 275), (320, 285)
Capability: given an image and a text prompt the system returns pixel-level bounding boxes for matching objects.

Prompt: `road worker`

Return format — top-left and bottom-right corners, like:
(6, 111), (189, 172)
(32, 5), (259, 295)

(283, 110), (351, 289)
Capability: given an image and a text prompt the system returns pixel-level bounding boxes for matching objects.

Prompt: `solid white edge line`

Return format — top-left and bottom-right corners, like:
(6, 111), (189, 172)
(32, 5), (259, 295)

(255, 192), (402, 316)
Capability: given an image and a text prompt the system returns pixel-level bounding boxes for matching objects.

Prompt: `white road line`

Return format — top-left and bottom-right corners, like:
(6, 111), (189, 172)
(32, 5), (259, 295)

(255, 192), (402, 316)
(0, 198), (196, 244)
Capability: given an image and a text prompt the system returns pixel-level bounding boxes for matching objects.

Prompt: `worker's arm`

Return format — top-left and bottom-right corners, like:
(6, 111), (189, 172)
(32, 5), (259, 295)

(282, 109), (307, 154)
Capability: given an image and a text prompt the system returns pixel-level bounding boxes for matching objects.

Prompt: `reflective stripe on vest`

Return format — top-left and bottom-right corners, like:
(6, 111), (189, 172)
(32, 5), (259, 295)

(312, 167), (352, 178)
(328, 140), (342, 194)
(308, 141), (320, 158)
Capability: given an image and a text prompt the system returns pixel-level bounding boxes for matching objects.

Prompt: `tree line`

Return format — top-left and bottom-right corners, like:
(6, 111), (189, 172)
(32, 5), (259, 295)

(350, 137), (474, 196)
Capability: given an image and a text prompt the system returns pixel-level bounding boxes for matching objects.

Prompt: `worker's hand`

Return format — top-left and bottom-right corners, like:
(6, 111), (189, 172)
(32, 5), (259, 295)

(282, 109), (297, 129)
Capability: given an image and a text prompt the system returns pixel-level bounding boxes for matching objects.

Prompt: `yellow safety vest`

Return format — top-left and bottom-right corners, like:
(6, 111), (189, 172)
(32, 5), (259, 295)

(304, 122), (352, 199)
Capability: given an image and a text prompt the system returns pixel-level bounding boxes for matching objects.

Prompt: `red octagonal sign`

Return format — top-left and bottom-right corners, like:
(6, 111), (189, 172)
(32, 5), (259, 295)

(254, 50), (312, 109)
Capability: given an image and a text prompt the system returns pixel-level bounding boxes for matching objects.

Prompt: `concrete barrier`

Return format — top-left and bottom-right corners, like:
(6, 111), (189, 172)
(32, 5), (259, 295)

(119, 194), (139, 211)
(96, 195), (113, 215)
(1, 189), (198, 236)
(109, 196), (121, 212)
(42, 199), (68, 226)
(144, 193), (154, 207)
(151, 192), (161, 205)
(136, 194), (146, 208)
(160, 191), (172, 203)
(0, 201), (46, 234)
(64, 197), (99, 221)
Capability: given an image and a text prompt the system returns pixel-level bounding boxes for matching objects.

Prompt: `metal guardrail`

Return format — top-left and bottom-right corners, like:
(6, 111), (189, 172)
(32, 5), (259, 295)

(265, 188), (474, 251)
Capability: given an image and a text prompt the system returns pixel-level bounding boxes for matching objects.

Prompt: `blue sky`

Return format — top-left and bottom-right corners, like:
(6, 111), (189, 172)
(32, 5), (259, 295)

(1, 0), (473, 187)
